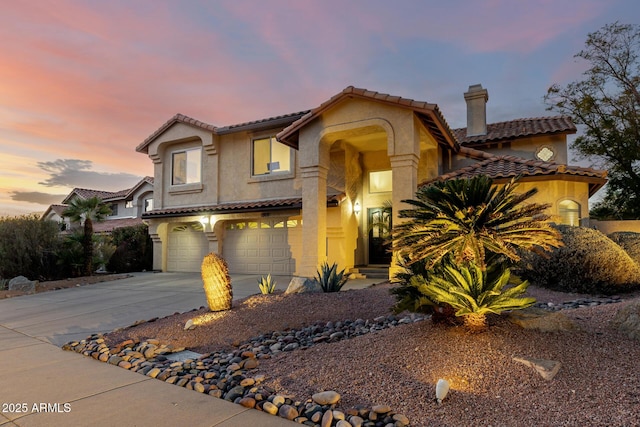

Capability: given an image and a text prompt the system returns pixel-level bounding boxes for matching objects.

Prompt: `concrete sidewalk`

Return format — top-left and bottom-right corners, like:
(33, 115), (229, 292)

(0, 326), (297, 426)
(0, 272), (383, 427)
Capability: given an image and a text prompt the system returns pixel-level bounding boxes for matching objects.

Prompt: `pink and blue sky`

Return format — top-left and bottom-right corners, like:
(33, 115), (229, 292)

(1, 0), (637, 216)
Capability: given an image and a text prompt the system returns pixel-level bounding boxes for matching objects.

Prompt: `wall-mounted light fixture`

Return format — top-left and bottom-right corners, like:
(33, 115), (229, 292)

(353, 201), (361, 215)
(199, 216), (210, 225)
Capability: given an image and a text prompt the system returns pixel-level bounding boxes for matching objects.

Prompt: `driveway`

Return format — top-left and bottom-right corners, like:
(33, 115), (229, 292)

(0, 272), (378, 346)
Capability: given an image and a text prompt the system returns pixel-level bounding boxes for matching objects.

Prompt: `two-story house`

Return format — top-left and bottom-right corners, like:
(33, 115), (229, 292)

(42, 177), (154, 233)
(136, 85), (606, 279)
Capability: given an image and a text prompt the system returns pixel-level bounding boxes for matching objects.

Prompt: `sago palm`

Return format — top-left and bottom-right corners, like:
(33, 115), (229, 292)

(62, 196), (112, 276)
(391, 175), (562, 271)
(418, 258), (536, 331)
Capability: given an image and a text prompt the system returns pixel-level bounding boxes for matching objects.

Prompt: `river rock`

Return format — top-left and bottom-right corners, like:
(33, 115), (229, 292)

(313, 390), (341, 405)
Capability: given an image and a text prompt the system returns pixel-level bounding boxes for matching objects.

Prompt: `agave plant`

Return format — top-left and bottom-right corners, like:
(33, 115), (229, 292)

(392, 175), (562, 271)
(419, 257), (535, 332)
(315, 261), (348, 293)
(257, 274), (277, 294)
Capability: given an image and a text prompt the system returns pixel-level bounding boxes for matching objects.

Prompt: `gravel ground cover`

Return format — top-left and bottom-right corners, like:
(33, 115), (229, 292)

(95, 282), (640, 427)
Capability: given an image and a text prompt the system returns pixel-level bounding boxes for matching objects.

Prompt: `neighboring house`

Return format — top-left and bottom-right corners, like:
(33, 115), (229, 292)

(42, 177), (154, 233)
(135, 85), (607, 278)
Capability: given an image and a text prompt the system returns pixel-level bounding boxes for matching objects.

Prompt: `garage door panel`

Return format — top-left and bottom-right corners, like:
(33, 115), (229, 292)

(167, 226), (208, 272)
(224, 219), (294, 274)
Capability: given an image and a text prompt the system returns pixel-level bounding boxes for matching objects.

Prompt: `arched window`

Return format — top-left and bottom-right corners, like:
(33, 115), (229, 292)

(559, 200), (580, 226)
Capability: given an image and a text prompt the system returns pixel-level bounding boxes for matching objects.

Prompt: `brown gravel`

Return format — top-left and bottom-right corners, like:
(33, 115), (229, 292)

(105, 284), (640, 427)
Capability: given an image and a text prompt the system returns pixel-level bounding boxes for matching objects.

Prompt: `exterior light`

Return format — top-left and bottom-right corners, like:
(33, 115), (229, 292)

(199, 216), (209, 225)
(435, 378), (450, 404)
(354, 201), (361, 215)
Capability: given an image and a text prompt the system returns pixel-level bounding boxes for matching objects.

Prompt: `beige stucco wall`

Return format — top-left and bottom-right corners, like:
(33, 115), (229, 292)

(590, 220), (640, 234)
(513, 179), (590, 224)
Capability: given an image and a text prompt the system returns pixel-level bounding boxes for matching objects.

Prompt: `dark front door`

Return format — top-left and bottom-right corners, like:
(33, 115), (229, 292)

(368, 207), (392, 265)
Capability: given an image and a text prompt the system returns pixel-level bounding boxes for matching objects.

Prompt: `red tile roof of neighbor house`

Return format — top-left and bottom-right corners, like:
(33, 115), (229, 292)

(454, 116), (577, 145)
(142, 194), (345, 219)
(92, 217), (145, 233)
(62, 177), (154, 204)
(277, 86), (459, 150)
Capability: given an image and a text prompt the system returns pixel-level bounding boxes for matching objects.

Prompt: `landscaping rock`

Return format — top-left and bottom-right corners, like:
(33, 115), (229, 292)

(507, 307), (576, 332)
(285, 277), (321, 294)
(313, 390), (341, 405)
(612, 301), (640, 341)
(513, 356), (561, 380)
(8, 276), (37, 294)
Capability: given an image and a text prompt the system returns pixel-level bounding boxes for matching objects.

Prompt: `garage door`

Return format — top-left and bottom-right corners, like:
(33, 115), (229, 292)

(167, 223), (209, 272)
(224, 218), (297, 274)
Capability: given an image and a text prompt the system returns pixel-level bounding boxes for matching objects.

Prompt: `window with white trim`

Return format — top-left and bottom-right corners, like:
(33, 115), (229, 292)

(252, 137), (291, 176)
(172, 148), (202, 185)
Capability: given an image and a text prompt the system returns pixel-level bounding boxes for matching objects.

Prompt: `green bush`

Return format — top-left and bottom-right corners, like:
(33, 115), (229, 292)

(0, 214), (62, 281)
(257, 274), (277, 294)
(518, 225), (640, 295)
(107, 224), (153, 273)
(315, 262), (348, 293)
(609, 231), (640, 265)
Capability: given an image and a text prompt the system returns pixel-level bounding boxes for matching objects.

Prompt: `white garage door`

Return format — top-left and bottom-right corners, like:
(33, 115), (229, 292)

(224, 218), (297, 274)
(167, 223), (209, 272)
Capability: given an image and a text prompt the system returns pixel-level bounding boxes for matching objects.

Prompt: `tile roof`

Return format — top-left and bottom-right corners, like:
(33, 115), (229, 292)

(454, 116), (576, 145)
(93, 217), (145, 233)
(62, 177), (154, 204)
(136, 111), (310, 153)
(425, 154), (607, 196)
(137, 114), (217, 153)
(277, 86), (458, 150)
(142, 194), (344, 219)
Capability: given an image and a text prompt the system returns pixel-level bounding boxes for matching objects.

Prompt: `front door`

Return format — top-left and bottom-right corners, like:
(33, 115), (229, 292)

(368, 207), (392, 265)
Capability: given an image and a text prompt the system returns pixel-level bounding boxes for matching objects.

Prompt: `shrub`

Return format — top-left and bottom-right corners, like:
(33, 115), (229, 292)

(609, 231), (640, 265)
(518, 225), (640, 294)
(257, 274), (277, 294)
(0, 214), (62, 281)
(107, 224), (153, 273)
(315, 262), (348, 293)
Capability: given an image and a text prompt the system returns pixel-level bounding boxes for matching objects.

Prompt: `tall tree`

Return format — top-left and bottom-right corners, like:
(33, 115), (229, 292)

(545, 22), (640, 218)
(62, 197), (111, 276)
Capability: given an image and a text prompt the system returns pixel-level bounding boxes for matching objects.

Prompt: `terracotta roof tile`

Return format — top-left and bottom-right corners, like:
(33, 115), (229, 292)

(454, 116), (576, 145)
(93, 217), (145, 233)
(137, 113), (217, 153)
(431, 155), (607, 182)
(142, 194), (344, 219)
(277, 86), (458, 150)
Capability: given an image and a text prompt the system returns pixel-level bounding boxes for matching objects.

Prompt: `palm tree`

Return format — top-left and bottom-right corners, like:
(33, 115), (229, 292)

(62, 197), (111, 276)
(391, 175), (562, 271)
(417, 258), (535, 331)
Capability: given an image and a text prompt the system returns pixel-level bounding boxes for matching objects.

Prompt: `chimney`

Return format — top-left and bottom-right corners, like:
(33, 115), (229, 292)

(464, 84), (489, 137)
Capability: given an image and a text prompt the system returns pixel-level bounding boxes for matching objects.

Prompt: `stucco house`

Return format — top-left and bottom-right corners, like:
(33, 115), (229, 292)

(136, 85), (607, 278)
(42, 177), (154, 233)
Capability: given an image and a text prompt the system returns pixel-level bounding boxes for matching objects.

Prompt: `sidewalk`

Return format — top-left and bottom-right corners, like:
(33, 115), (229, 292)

(0, 273), (383, 426)
(0, 326), (297, 426)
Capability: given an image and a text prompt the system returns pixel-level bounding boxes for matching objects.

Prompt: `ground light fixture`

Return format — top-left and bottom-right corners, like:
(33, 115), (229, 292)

(435, 378), (450, 404)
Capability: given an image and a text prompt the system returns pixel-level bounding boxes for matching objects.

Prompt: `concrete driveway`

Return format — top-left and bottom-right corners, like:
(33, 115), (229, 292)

(0, 272), (378, 346)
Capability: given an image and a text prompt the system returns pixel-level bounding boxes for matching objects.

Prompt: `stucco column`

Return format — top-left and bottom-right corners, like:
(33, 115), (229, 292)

(149, 233), (164, 271)
(299, 164), (329, 277)
(389, 153), (419, 277)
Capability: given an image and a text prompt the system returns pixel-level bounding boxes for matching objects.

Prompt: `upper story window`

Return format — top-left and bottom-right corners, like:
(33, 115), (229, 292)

(144, 198), (153, 212)
(369, 170), (392, 193)
(252, 137), (291, 176)
(109, 204), (118, 216)
(125, 201), (133, 209)
(172, 148), (202, 185)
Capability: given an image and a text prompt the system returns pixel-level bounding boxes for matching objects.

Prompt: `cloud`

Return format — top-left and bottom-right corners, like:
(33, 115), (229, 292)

(36, 159), (142, 191)
(9, 191), (67, 205)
